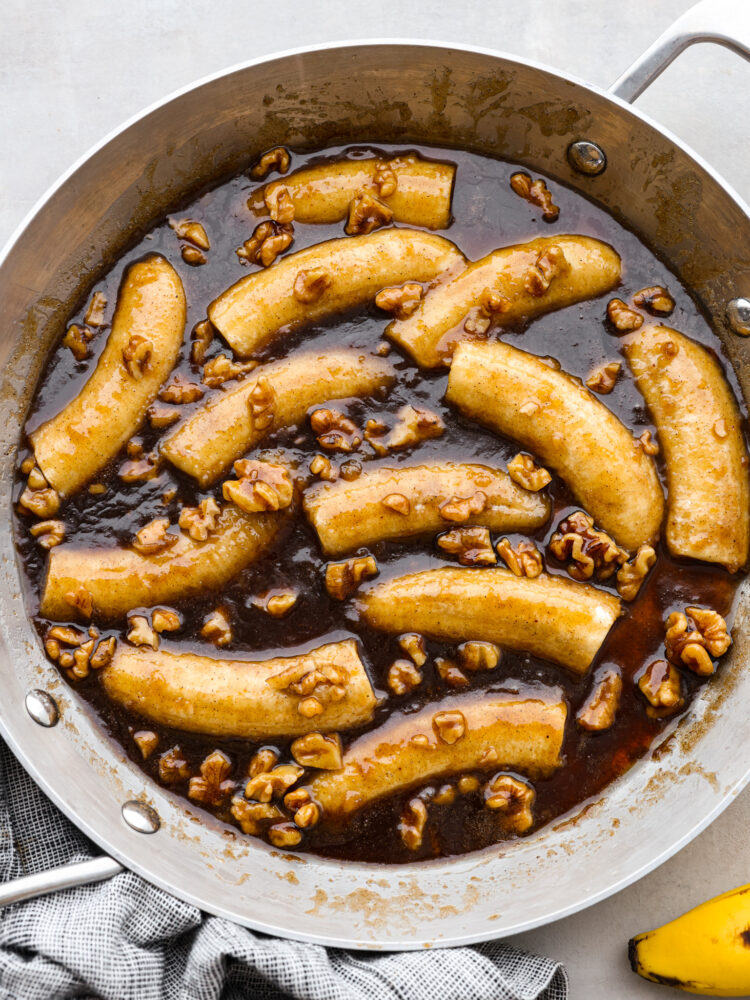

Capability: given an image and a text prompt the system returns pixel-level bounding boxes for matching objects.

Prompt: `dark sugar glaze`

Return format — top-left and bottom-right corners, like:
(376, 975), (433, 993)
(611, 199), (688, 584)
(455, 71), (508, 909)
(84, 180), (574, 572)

(14, 143), (747, 863)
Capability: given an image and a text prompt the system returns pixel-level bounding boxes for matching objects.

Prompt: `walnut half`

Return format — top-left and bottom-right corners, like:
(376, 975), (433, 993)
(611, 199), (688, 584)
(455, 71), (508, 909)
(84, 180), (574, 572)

(549, 511), (627, 581)
(638, 659), (684, 718)
(437, 526), (496, 566)
(664, 607), (731, 676)
(325, 555), (378, 600)
(483, 773), (535, 833)
(496, 537), (542, 578)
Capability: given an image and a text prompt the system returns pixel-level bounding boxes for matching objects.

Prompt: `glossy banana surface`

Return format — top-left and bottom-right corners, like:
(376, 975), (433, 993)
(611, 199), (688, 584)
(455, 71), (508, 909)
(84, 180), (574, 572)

(102, 638), (376, 738)
(304, 461), (550, 555)
(161, 350), (394, 486)
(311, 687), (566, 816)
(249, 155), (455, 229)
(209, 229), (464, 357)
(625, 325), (749, 572)
(355, 567), (621, 674)
(387, 235), (621, 367)
(446, 341), (664, 551)
(40, 506), (283, 620)
(31, 255), (186, 496)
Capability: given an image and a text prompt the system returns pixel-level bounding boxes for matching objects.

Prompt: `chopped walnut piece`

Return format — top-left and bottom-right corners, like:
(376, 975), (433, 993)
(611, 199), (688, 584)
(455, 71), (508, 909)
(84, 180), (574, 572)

(89, 483), (107, 495)
(399, 633), (427, 667)
(179, 497), (221, 541)
(616, 544), (656, 602)
(375, 282), (424, 319)
(133, 730), (159, 760)
(46, 625), (85, 647)
(169, 218), (210, 251)
(298, 697), (323, 718)
(249, 748), (279, 777)
(435, 657), (469, 689)
(510, 172), (560, 222)
(665, 607), (731, 676)
(200, 607), (232, 648)
(159, 746), (192, 784)
(387, 659), (423, 695)
(496, 537), (543, 578)
(458, 640), (501, 672)
(638, 659), (684, 718)
(159, 375), (204, 404)
(250, 146), (291, 180)
(65, 586), (94, 620)
(293, 267), (333, 304)
(63, 638), (96, 681)
(345, 191), (394, 235)
(713, 418), (728, 440)
(294, 801), (321, 829)
(122, 334), (153, 378)
(410, 734), (432, 749)
(237, 221), (293, 267)
(399, 797), (428, 851)
(248, 376), (275, 433)
(148, 403), (181, 429)
(483, 773), (535, 833)
(245, 764), (303, 803)
(29, 519), (65, 549)
(381, 492), (411, 516)
(577, 669), (623, 732)
(439, 490), (487, 523)
(127, 615), (158, 650)
(20, 456), (35, 475)
(84, 291), (108, 327)
(607, 298), (643, 332)
(268, 822), (303, 848)
(363, 418), (389, 456)
(190, 319), (214, 365)
(189, 750), (235, 807)
(340, 459), (362, 481)
(223, 460), (293, 513)
(438, 526), (496, 566)
(132, 518), (178, 556)
(549, 511), (628, 581)
(463, 309), (490, 337)
(62, 324), (93, 361)
(251, 588), (299, 618)
(90, 636), (116, 671)
(458, 775), (480, 794)
(433, 784), (456, 806)
(19, 467), (61, 518)
(388, 405), (444, 451)
(432, 710), (466, 745)
(310, 453), (338, 481)
(202, 353), (257, 388)
(118, 454), (159, 483)
(638, 430), (659, 455)
(325, 554), (378, 600)
(586, 361), (621, 395)
(525, 245), (567, 296)
(181, 246), (206, 266)
(291, 732), (343, 770)
(371, 162), (398, 198)
(310, 408), (361, 452)
(266, 185), (295, 224)
(152, 608), (181, 633)
(231, 797), (283, 834)
(633, 285), (675, 316)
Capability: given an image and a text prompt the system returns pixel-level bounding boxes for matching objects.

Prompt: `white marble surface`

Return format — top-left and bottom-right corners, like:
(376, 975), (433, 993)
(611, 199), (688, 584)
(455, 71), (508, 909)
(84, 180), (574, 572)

(2, 1), (750, 996)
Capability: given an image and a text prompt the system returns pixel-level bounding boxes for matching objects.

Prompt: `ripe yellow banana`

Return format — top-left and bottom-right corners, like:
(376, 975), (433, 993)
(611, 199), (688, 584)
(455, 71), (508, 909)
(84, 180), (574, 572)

(630, 883), (750, 995)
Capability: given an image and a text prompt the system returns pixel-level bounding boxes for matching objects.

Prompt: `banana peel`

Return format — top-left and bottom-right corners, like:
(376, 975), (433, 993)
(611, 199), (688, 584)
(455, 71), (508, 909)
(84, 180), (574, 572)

(629, 883), (750, 995)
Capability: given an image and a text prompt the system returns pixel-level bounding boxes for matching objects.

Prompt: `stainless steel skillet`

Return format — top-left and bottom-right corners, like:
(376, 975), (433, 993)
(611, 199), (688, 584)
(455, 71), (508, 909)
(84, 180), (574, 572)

(0, 0), (749, 950)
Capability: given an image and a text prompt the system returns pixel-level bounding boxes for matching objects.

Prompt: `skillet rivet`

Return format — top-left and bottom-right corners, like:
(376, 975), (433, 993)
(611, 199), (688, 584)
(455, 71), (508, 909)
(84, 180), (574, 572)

(122, 800), (161, 834)
(728, 298), (750, 336)
(567, 140), (607, 176)
(25, 689), (59, 728)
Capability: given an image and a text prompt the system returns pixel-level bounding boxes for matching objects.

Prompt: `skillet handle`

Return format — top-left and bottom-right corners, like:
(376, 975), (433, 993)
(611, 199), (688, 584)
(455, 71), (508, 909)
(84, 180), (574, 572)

(610, 0), (750, 103)
(0, 856), (123, 907)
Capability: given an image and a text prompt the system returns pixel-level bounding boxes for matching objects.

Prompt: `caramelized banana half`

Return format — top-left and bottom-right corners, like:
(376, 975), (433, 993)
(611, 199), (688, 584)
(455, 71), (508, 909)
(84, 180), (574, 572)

(304, 461), (550, 556)
(208, 229), (464, 357)
(311, 687), (566, 816)
(355, 567), (621, 674)
(40, 506), (283, 620)
(161, 350), (394, 487)
(30, 255), (186, 497)
(248, 154), (455, 229)
(387, 235), (621, 367)
(101, 639), (376, 739)
(447, 341), (664, 551)
(625, 325), (749, 572)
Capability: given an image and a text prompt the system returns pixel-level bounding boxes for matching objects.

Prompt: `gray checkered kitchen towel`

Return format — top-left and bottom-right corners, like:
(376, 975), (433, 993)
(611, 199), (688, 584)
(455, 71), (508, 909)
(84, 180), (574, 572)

(0, 740), (567, 1000)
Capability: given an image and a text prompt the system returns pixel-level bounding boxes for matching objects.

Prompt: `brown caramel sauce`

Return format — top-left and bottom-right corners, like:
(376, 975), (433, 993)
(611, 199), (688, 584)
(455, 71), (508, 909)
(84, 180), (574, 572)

(14, 143), (747, 863)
